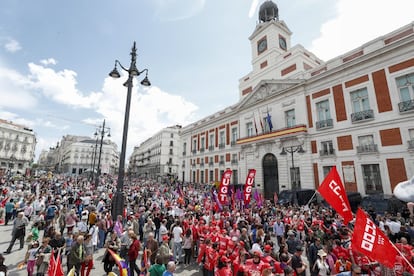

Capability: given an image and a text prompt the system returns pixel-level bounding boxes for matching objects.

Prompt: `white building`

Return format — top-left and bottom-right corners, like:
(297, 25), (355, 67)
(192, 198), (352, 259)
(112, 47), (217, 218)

(39, 135), (119, 176)
(178, 1), (414, 198)
(0, 119), (37, 176)
(129, 125), (182, 180)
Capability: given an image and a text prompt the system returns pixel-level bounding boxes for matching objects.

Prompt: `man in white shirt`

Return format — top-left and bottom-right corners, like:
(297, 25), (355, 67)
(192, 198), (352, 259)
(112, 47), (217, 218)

(172, 221), (183, 265)
(158, 219), (168, 244)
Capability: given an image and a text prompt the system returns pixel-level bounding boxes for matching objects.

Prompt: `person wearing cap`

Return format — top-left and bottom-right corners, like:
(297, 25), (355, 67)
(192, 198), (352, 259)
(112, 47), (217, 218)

(215, 256), (232, 276)
(313, 249), (330, 276)
(24, 240), (39, 276)
(291, 245), (307, 276)
(334, 252), (352, 274)
(159, 235), (172, 265)
(286, 230), (301, 255)
(308, 237), (322, 276)
(244, 250), (266, 275)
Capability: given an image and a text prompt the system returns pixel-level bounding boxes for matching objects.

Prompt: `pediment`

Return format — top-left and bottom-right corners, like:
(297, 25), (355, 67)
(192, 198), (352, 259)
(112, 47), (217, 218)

(237, 79), (302, 109)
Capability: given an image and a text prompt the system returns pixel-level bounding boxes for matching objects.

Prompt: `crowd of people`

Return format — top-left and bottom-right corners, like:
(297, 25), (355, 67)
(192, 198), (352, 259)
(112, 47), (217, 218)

(0, 173), (413, 276)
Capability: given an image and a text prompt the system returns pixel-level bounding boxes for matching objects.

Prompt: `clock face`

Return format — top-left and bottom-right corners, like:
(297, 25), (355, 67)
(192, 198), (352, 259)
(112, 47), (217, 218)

(279, 37), (287, 50)
(257, 38), (267, 54)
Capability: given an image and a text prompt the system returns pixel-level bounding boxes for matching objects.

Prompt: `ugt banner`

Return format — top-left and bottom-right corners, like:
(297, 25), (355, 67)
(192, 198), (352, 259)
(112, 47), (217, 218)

(218, 169), (233, 204)
(243, 169), (256, 206)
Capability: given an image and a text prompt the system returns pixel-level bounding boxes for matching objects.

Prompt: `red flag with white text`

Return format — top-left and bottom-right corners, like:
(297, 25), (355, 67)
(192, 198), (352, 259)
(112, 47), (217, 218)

(352, 208), (397, 268)
(218, 169), (232, 204)
(243, 169), (256, 206)
(317, 166), (353, 224)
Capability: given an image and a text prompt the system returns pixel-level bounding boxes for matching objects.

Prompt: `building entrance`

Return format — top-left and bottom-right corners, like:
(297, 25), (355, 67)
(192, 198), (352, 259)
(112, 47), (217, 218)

(262, 153), (279, 199)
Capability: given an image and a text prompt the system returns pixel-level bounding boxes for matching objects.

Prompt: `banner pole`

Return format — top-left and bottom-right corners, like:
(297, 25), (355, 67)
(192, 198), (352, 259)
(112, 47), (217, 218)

(391, 242), (414, 272)
(305, 191), (318, 206)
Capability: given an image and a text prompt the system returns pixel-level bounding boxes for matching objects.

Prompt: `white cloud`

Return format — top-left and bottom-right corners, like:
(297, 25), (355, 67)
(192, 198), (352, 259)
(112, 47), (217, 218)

(4, 38), (21, 53)
(310, 0), (414, 61)
(27, 62), (98, 108)
(0, 66), (38, 109)
(152, 0), (206, 21)
(99, 75), (199, 156)
(40, 58), (57, 66)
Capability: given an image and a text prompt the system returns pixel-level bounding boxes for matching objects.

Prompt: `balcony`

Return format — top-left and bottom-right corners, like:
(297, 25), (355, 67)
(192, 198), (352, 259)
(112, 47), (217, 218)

(399, 99), (414, 112)
(231, 159), (238, 165)
(192, 150), (196, 154)
(181, 164), (185, 168)
(356, 144), (378, 154)
(219, 161), (225, 165)
(208, 146), (214, 151)
(231, 141), (236, 146)
(182, 151), (186, 156)
(219, 143), (225, 149)
(200, 162), (204, 168)
(408, 139), (414, 149)
(200, 148), (205, 153)
(319, 149), (335, 156)
(191, 162), (196, 167)
(316, 119), (333, 130)
(209, 162), (214, 167)
(351, 109), (374, 122)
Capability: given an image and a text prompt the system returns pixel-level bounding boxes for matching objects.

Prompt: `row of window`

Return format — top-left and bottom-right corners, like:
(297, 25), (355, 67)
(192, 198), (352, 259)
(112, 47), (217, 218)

(190, 169), (239, 185)
(186, 129), (239, 154)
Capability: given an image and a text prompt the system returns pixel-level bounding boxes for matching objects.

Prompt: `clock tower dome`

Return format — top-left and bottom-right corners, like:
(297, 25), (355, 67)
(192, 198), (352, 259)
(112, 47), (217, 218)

(238, 0), (323, 99)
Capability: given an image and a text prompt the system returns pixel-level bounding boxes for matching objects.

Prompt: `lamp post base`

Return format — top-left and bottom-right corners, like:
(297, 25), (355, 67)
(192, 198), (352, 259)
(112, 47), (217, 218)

(111, 191), (124, 219)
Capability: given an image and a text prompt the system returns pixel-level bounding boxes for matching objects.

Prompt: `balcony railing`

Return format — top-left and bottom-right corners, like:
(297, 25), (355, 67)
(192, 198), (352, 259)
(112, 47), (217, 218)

(182, 151), (186, 156)
(191, 162), (196, 167)
(200, 162), (204, 167)
(351, 109), (374, 122)
(316, 119), (333, 130)
(219, 161), (225, 165)
(231, 141), (236, 146)
(192, 150), (196, 154)
(181, 164), (185, 168)
(319, 149), (335, 156)
(399, 99), (414, 112)
(219, 143), (225, 149)
(356, 144), (378, 153)
(209, 162), (214, 166)
(200, 148), (205, 153)
(231, 159), (238, 165)
(408, 139), (414, 149)
(208, 146), (214, 151)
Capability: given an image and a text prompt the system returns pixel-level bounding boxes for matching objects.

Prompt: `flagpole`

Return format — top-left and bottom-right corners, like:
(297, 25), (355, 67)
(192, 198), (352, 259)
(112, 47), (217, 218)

(305, 191), (318, 206)
(391, 242), (414, 271)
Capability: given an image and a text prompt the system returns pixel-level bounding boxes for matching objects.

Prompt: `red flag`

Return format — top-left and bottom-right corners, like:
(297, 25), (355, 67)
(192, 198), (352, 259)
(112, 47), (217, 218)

(47, 250), (56, 276)
(273, 192), (278, 205)
(317, 166), (353, 224)
(352, 208), (398, 268)
(218, 169), (232, 204)
(54, 250), (64, 276)
(243, 169), (256, 206)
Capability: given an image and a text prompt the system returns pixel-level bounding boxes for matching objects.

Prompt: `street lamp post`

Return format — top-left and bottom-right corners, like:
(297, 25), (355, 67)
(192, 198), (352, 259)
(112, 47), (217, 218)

(280, 145), (305, 190)
(95, 120), (111, 186)
(90, 133), (98, 181)
(109, 41), (151, 218)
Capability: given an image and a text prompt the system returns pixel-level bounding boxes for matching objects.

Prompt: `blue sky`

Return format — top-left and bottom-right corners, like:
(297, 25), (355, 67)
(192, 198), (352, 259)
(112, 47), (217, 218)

(0, 0), (413, 161)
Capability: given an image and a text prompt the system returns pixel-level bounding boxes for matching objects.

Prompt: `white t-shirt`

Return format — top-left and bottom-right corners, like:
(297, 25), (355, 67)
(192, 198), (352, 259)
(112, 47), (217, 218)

(172, 226), (183, 243)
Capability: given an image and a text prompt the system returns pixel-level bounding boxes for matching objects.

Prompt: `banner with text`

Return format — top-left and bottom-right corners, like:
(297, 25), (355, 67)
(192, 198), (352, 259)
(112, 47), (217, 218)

(218, 169), (233, 204)
(243, 169), (256, 206)
(318, 166), (353, 224)
(352, 208), (397, 268)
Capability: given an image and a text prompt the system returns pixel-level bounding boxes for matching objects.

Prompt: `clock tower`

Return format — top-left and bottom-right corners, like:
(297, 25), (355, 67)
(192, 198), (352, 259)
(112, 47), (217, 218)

(239, 0), (323, 99)
(250, 1), (292, 69)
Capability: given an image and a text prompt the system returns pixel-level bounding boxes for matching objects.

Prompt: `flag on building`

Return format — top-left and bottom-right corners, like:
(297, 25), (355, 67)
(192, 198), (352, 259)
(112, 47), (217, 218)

(266, 111), (273, 131)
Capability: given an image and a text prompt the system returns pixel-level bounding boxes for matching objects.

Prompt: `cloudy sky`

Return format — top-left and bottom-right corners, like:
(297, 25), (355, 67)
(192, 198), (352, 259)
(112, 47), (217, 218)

(0, 0), (413, 161)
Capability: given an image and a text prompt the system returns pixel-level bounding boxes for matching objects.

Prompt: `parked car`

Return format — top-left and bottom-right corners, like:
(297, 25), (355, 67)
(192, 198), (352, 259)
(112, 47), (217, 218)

(361, 194), (409, 217)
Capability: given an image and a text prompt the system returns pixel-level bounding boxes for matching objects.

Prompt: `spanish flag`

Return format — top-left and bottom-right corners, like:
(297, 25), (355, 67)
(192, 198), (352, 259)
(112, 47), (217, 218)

(108, 249), (129, 276)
